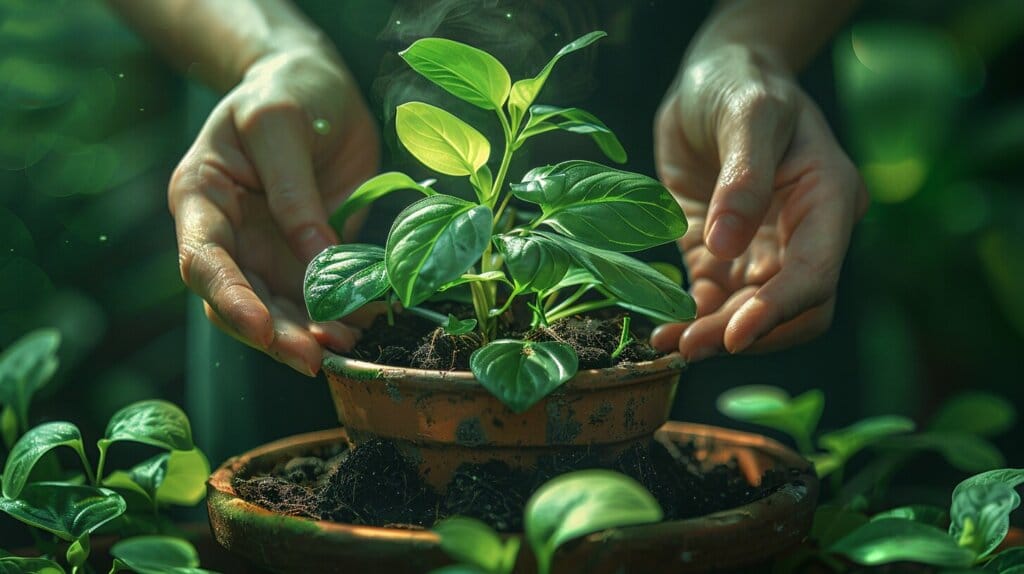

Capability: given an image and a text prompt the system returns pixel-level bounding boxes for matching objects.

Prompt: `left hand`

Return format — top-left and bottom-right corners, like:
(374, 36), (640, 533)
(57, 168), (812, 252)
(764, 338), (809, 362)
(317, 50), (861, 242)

(651, 45), (868, 362)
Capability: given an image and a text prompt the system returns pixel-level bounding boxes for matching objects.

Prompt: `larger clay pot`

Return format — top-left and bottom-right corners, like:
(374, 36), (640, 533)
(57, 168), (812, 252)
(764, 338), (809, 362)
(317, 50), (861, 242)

(207, 422), (819, 573)
(323, 351), (685, 489)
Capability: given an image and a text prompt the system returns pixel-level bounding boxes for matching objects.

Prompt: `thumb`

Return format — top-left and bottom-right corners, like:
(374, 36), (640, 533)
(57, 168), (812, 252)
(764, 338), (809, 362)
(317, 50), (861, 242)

(238, 105), (338, 262)
(704, 98), (792, 259)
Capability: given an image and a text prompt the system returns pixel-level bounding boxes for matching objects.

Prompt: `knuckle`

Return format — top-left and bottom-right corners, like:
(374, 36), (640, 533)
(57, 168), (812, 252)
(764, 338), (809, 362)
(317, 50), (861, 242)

(234, 98), (303, 138)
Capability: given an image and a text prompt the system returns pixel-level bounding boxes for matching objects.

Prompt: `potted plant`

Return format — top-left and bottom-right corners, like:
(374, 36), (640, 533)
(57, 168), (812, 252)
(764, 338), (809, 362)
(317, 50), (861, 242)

(303, 30), (695, 489)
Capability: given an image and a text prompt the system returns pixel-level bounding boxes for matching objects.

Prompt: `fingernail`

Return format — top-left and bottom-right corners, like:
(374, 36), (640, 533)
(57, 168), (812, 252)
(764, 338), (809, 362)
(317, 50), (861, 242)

(706, 213), (743, 258)
(282, 353), (317, 377)
(295, 225), (334, 262)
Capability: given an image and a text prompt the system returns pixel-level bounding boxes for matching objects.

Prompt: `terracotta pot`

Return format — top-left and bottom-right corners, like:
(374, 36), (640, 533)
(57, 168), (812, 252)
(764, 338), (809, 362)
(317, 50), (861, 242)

(207, 422), (819, 573)
(322, 351), (685, 489)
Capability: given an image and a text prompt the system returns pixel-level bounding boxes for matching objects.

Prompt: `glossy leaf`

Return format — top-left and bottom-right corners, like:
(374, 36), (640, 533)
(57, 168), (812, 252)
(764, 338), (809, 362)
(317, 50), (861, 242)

(110, 536), (201, 574)
(329, 172), (435, 235)
(102, 400), (193, 452)
(128, 453), (170, 502)
(304, 244), (390, 321)
(443, 315), (477, 336)
(986, 548), (1024, 572)
(515, 161), (686, 252)
(433, 516), (519, 574)
(400, 38), (511, 110)
(648, 262), (684, 286)
(716, 385), (823, 453)
(872, 505), (949, 527)
(830, 518), (976, 567)
(518, 105), (626, 164)
(0, 328), (60, 431)
(2, 421), (86, 499)
(155, 448), (210, 506)
(0, 482), (126, 541)
(508, 31), (606, 126)
(470, 340), (578, 413)
(386, 195), (492, 307)
(930, 392), (1016, 438)
(396, 102), (490, 176)
(0, 556), (65, 574)
(493, 234), (571, 292)
(819, 415), (916, 460)
(540, 233), (695, 322)
(525, 470), (661, 573)
(880, 431), (1005, 472)
(950, 482), (1020, 558)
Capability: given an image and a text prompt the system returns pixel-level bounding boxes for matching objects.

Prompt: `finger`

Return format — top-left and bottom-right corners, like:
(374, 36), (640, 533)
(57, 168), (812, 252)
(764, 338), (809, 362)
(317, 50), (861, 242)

(272, 294), (359, 353)
(691, 277), (729, 317)
(650, 323), (687, 353)
(173, 183), (274, 349)
(678, 286), (758, 362)
(236, 104), (338, 262)
(206, 301), (322, 376)
(705, 93), (793, 259)
(743, 299), (835, 354)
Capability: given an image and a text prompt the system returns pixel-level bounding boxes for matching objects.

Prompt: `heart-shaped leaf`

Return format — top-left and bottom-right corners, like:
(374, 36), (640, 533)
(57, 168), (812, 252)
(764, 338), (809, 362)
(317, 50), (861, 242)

(871, 505), (949, 527)
(0, 482), (126, 541)
(819, 415), (916, 461)
(386, 195), (492, 307)
(400, 38), (511, 110)
(950, 482), (1021, 558)
(716, 385), (823, 454)
(433, 516), (520, 574)
(524, 470), (661, 573)
(304, 244), (390, 321)
(155, 448), (210, 506)
(101, 400), (193, 453)
(330, 172), (435, 235)
(396, 102), (490, 176)
(518, 106), (626, 164)
(540, 233), (695, 322)
(0, 556), (65, 574)
(929, 392), (1016, 438)
(508, 31), (606, 126)
(830, 518), (976, 567)
(0, 328), (60, 432)
(442, 315), (477, 336)
(515, 161), (686, 252)
(110, 536), (202, 574)
(470, 340), (578, 413)
(493, 234), (571, 293)
(105, 453), (169, 504)
(3, 421), (87, 499)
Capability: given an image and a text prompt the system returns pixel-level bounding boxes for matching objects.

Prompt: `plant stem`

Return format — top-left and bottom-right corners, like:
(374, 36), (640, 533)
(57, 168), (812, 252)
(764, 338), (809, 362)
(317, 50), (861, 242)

(489, 110), (515, 208)
(546, 298), (617, 323)
(611, 316), (633, 359)
(403, 306), (448, 325)
(95, 442), (109, 485)
(468, 280), (493, 341)
(547, 285), (593, 316)
(77, 449), (96, 486)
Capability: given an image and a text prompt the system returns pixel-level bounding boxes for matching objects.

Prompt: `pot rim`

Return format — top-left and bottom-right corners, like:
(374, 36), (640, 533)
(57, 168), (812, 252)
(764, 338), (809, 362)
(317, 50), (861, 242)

(322, 351), (686, 391)
(208, 422), (816, 547)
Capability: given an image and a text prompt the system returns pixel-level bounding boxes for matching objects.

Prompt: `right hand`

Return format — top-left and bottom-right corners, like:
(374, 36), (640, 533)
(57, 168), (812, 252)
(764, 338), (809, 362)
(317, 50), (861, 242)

(169, 48), (380, 376)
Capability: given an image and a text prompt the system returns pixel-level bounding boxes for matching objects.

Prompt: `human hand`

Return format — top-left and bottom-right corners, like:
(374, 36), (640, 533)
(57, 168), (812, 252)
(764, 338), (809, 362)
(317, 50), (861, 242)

(651, 45), (868, 362)
(169, 48), (380, 375)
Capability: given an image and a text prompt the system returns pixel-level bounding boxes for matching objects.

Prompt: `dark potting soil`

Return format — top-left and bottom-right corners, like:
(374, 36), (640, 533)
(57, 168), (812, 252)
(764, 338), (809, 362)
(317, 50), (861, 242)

(349, 304), (659, 371)
(233, 437), (796, 532)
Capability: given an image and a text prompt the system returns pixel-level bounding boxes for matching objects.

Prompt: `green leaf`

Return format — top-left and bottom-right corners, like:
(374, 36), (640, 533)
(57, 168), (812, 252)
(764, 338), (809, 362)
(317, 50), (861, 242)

(385, 195), (493, 307)
(539, 233), (695, 322)
(493, 234), (571, 293)
(872, 505), (949, 527)
(303, 244), (390, 322)
(470, 340), (578, 413)
(954, 469), (1024, 497)
(471, 165), (494, 204)
(433, 516), (519, 574)
(428, 567), (489, 574)
(811, 505), (869, 548)
(0, 482), (126, 541)
(400, 38), (511, 110)
(986, 548), (1024, 572)
(930, 392), (1016, 438)
(830, 518), (976, 568)
(508, 31), (606, 126)
(0, 556), (65, 574)
(819, 415), (916, 461)
(648, 262), (684, 286)
(880, 431), (1005, 472)
(329, 172), (435, 235)
(101, 400), (193, 452)
(0, 328), (61, 432)
(518, 105), (626, 164)
(110, 536), (201, 574)
(716, 385), (823, 453)
(108, 453), (169, 503)
(950, 482), (1020, 558)
(2, 422), (87, 499)
(524, 470), (662, 573)
(443, 315), (478, 336)
(155, 448), (210, 506)
(1, 406), (16, 450)
(396, 102), (491, 176)
(515, 161), (686, 252)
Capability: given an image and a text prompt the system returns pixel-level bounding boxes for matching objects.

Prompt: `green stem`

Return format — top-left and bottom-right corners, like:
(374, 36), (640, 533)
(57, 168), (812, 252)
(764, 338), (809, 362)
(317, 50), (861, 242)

(547, 285), (593, 316)
(489, 288), (521, 318)
(95, 442), (109, 485)
(468, 281), (493, 341)
(611, 316), (633, 359)
(403, 306), (448, 325)
(547, 298), (617, 323)
(78, 449), (96, 486)
(489, 110), (515, 208)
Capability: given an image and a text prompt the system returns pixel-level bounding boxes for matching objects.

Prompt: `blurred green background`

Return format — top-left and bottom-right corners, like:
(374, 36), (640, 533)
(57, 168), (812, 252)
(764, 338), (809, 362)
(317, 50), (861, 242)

(0, 0), (1021, 471)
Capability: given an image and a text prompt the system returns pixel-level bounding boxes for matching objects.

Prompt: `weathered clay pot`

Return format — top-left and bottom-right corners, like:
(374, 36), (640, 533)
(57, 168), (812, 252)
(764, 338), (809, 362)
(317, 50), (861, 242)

(322, 351), (685, 489)
(207, 422), (819, 573)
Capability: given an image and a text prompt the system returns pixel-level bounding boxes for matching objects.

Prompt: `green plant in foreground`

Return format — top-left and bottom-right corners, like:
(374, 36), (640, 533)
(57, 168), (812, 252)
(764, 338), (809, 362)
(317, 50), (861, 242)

(303, 31), (695, 413)
(429, 470), (663, 574)
(0, 329), (216, 574)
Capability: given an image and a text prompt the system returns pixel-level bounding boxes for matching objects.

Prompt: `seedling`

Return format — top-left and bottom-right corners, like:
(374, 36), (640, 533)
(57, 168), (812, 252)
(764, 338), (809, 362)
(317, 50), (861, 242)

(610, 316), (633, 360)
(304, 31), (695, 413)
(430, 469), (662, 574)
(0, 329), (216, 574)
